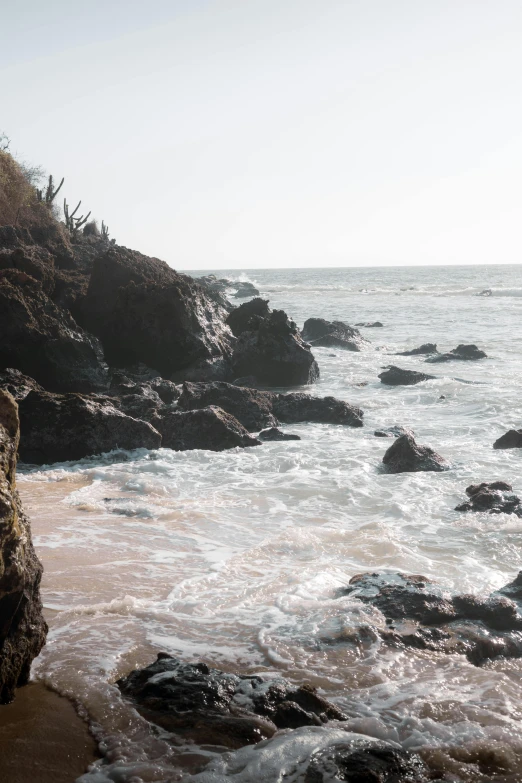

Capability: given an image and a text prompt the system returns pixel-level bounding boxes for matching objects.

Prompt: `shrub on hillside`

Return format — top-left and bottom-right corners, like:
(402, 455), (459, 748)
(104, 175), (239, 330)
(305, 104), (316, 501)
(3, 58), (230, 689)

(0, 150), (58, 234)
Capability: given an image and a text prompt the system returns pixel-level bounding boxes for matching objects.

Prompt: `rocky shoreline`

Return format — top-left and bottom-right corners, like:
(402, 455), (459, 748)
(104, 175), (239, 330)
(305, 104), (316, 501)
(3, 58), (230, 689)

(2, 167), (522, 782)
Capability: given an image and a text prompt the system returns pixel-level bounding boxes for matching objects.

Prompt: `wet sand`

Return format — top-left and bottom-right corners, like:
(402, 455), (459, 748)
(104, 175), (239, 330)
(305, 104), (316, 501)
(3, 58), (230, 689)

(0, 682), (99, 783)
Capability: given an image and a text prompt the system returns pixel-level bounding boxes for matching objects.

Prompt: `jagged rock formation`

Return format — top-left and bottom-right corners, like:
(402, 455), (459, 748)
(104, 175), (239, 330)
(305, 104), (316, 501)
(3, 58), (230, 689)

(378, 365), (436, 385)
(178, 381), (277, 431)
(154, 407), (261, 451)
(273, 393), (363, 427)
(455, 481), (522, 515)
(334, 571), (522, 666)
(301, 318), (369, 351)
(426, 344), (487, 363)
(117, 654), (346, 749)
(493, 429), (522, 449)
(0, 390), (47, 702)
(382, 433), (449, 473)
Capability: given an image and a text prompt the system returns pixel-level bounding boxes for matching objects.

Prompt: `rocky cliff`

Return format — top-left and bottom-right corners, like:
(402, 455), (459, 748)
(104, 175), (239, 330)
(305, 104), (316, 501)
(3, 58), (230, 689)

(0, 389), (47, 703)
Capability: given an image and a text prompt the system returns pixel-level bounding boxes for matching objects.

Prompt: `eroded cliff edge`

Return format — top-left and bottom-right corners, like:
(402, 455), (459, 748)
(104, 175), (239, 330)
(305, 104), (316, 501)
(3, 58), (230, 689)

(0, 389), (47, 703)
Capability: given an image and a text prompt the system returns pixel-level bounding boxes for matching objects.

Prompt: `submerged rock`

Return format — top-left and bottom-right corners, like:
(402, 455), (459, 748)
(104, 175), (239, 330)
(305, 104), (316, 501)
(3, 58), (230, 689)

(455, 481), (522, 515)
(426, 344), (487, 363)
(178, 381), (277, 431)
(229, 304), (319, 387)
(396, 343), (438, 356)
(273, 393), (363, 427)
(0, 390), (47, 703)
(382, 433), (449, 473)
(155, 406), (261, 452)
(355, 321), (383, 327)
(17, 390), (161, 464)
(374, 425), (414, 438)
(378, 366), (436, 386)
(258, 427), (301, 441)
(336, 571), (522, 666)
(301, 318), (369, 352)
(493, 429), (522, 449)
(117, 654), (346, 749)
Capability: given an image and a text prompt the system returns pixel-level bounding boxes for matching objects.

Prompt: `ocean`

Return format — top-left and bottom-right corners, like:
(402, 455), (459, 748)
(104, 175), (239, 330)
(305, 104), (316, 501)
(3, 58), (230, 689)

(19, 264), (522, 782)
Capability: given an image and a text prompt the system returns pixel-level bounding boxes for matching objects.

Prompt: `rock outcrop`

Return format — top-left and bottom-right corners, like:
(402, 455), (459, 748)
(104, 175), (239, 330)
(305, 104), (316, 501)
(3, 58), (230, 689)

(493, 429), (522, 449)
(154, 407), (261, 452)
(233, 281), (260, 298)
(382, 433), (449, 473)
(273, 393), (364, 427)
(301, 318), (369, 351)
(228, 301), (319, 386)
(0, 269), (108, 393)
(178, 381), (277, 431)
(396, 343), (438, 356)
(455, 481), (522, 516)
(117, 654), (346, 749)
(79, 246), (235, 380)
(378, 366), (436, 386)
(335, 571), (522, 666)
(426, 344), (487, 363)
(258, 427), (301, 441)
(17, 390), (162, 464)
(0, 390), (47, 703)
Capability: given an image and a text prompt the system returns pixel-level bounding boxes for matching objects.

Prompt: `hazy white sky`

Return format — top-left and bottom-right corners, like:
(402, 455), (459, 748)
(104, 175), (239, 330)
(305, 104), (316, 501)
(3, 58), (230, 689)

(3, 0), (522, 269)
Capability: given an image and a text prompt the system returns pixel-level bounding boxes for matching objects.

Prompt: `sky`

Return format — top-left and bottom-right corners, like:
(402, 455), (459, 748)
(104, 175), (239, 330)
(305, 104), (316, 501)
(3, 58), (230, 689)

(3, 0), (522, 270)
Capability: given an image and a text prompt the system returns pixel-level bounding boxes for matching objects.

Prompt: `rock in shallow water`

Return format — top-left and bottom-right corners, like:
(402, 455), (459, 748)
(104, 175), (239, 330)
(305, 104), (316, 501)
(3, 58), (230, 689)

(258, 426), (301, 441)
(455, 481), (522, 516)
(154, 406), (261, 452)
(396, 343), (438, 356)
(493, 429), (522, 449)
(301, 318), (369, 352)
(426, 344), (487, 363)
(374, 426), (414, 439)
(178, 381), (277, 431)
(334, 571), (522, 666)
(0, 390), (47, 703)
(378, 366), (436, 386)
(273, 393), (363, 427)
(117, 655), (346, 749)
(382, 433), (449, 473)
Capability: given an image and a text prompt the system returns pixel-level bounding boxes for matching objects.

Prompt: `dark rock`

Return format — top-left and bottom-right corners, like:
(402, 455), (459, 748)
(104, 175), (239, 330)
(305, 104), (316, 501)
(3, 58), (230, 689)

(233, 281), (260, 298)
(378, 366), (436, 386)
(382, 433), (449, 473)
(226, 298), (271, 337)
(232, 376), (260, 388)
(304, 739), (430, 783)
(374, 426), (414, 438)
(0, 270), (108, 393)
(155, 406), (261, 452)
(355, 321), (383, 327)
(79, 246), (235, 379)
(455, 481), (522, 516)
(0, 369), (44, 401)
(273, 393), (363, 427)
(230, 308), (319, 387)
(477, 288), (492, 297)
(426, 344), (487, 363)
(258, 427), (301, 441)
(336, 571), (522, 666)
(148, 377), (181, 404)
(301, 318), (369, 352)
(0, 390), (47, 703)
(178, 381), (277, 431)
(396, 343), (438, 356)
(17, 390), (161, 464)
(117, 654), (346, 749)
(493, 429), (522, 449)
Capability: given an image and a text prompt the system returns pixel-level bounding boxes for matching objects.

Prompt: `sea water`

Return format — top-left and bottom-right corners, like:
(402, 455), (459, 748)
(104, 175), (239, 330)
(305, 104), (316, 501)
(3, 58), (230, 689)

(18, 264), (522, 782)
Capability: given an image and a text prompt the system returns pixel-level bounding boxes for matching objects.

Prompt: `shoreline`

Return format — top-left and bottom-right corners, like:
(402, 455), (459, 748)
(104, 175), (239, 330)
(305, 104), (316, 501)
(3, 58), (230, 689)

(0, 681), (99, 783)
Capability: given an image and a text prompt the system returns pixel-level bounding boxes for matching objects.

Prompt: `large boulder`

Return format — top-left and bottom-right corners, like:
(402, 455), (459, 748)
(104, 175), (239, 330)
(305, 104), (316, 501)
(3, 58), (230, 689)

(0, 269), (108, 393)
(229, 307), (319, 386)
(117, 654), (346, 749)
(301, 318), (369, 351)
(378, 366), (436, 386)
(273, 393), (363, 427)
(154, 406), (261, 452)
(493, 429), (522, 449)
(79, 246), (235, 379)
(455, 481), (522, 516)
(382, 433), (449, 473)
(17, 390), (161, 464)
(336, 571), (522, 666)
(226, 298), (270, 337)
(426, 344), (487, 363)
(177, 381), (277, 431)
(0, 390), (47, 703)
